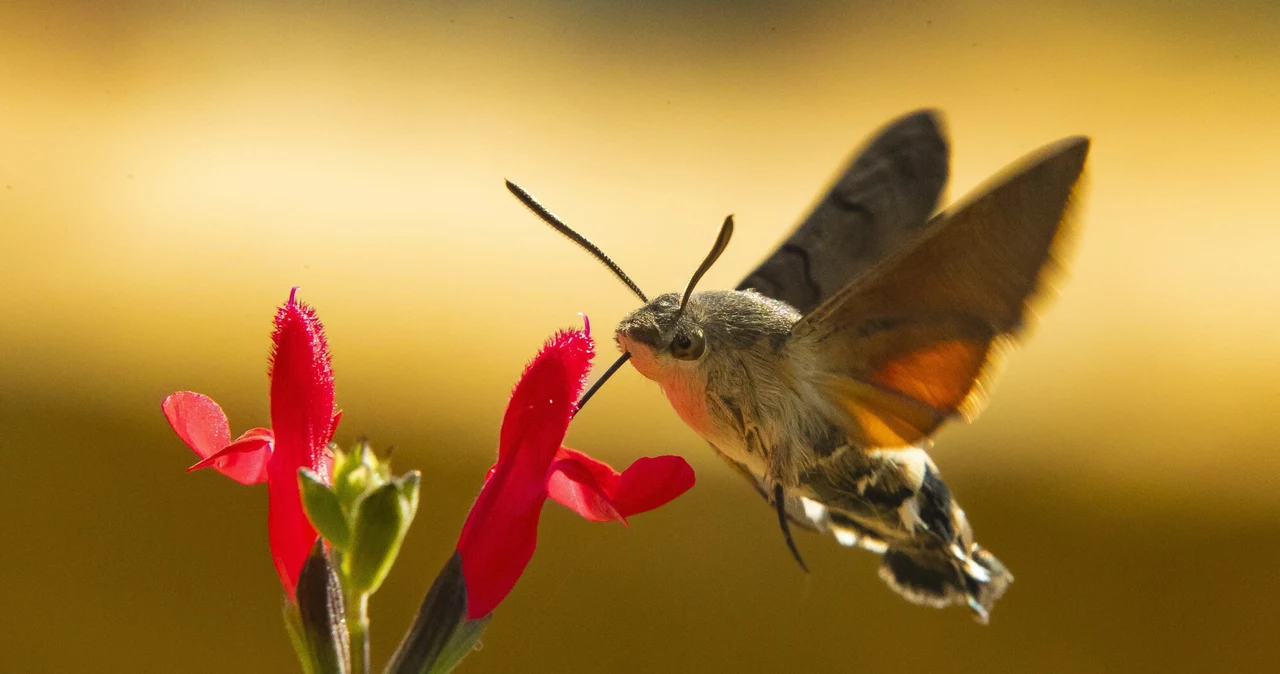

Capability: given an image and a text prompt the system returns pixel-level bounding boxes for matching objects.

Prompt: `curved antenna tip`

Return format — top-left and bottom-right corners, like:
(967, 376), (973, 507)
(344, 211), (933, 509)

(677, 214), (735, 315)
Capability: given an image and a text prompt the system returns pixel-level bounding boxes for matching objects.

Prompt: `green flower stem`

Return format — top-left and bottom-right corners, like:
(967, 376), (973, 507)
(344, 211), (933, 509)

(345, 588), (370, 674)
(283, 600), (319, 674)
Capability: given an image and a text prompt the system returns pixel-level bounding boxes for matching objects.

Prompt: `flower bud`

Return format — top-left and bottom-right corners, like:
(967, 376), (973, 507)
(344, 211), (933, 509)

(332, 442), (379, 510)
(302, 442), (420, 597)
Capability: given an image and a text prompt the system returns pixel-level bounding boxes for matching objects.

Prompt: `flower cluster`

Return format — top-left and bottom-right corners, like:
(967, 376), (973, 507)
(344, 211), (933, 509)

(161, 290), (695, 673)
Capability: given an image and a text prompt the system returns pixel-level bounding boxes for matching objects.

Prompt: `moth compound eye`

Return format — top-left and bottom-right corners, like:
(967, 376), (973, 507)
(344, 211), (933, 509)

(670, 328), (706, 361)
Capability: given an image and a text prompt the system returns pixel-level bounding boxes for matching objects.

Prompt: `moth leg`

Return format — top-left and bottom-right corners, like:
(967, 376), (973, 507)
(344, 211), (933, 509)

(765, 442), (801, 500)
(709, 445), (820, 532)
(723, 369), (809, 571)
(752, 427), (801, 516)
(743, 428), (809, 572)
(773, 483), (809, 572)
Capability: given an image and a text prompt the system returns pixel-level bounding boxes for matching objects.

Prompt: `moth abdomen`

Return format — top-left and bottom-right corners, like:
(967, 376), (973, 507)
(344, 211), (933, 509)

(916, 466), (956, 543)
(797, 445), (1012, 621)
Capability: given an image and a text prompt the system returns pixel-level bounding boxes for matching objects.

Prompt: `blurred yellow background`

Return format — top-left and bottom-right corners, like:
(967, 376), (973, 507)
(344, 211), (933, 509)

(2, 1), (1278, 672)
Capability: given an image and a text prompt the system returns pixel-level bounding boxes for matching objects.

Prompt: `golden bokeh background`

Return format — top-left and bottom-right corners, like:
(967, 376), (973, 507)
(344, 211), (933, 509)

(3, 2), (1278, 672)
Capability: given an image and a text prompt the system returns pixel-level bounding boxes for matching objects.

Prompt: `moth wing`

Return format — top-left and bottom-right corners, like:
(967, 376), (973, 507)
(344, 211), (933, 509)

(796, 136), (1090, 447)
(738, 109), (950, 314)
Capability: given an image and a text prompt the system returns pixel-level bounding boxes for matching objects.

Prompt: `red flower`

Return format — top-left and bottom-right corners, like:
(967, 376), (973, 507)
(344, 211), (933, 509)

(162, 288), (340, 598)
(455, 324), (695, 619)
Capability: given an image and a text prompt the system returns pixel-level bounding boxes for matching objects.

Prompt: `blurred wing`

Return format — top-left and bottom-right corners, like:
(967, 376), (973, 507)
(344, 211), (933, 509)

(738, 109), (950, 315)
(796, 136), (1090, 448)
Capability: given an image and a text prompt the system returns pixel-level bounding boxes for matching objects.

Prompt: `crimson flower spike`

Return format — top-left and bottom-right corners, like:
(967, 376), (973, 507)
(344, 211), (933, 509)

(454, 319), (696, 619)
(162, 288), (341, 598)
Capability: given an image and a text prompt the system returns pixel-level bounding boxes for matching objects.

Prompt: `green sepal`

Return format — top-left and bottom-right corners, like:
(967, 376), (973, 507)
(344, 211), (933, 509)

(396, 470), (421, 521)
(299, 468), (351, 550)
(426, 615), (490, 674)
(370, 445), (392, 482)
(344, 482), (410, 594)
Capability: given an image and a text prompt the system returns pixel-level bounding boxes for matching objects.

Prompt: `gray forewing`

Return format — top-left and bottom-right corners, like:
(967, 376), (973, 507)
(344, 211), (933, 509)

(737, 109), (950, 314)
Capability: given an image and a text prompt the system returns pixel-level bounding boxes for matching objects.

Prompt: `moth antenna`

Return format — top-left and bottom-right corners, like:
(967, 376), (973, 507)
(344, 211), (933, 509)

(675, 215), (734, 320)
(506, 180), (648, 303)
(573, 351), (632, 417)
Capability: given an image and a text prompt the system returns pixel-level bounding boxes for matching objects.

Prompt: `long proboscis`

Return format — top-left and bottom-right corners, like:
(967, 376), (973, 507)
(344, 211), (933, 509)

(505, 180), (648, 303)
(675, 214), (734, 321)
(573, 351), (631, 416)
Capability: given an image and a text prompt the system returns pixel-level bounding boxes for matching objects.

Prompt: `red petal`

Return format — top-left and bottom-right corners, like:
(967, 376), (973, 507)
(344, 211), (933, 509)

(495, 328), (593, 462)
(268, 468), (315, 599)
(186, 428), (273, 485)
(268, 290), (336, 480)
(266, 290), (334, 597)
(456, 327), (593, 619)
(162, 392), (231, 459)
(548, 448), (695, 521)
(547, 448), (625, 524)
(613, 455), (696, 517)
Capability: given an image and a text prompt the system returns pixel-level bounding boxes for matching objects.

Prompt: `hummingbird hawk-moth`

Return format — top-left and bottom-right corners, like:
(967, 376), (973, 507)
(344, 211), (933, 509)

(507, 109), (1089, 623)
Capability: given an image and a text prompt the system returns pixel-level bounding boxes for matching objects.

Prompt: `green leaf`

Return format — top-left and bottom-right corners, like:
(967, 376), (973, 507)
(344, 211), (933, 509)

(299, 468), (351, 550)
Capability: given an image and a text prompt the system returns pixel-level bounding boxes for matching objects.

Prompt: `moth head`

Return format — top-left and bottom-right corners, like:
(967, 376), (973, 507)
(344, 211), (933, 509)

(614, 213), (734, 378)
(617, 290), (797, 383)
(615, 292), (707, 380)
